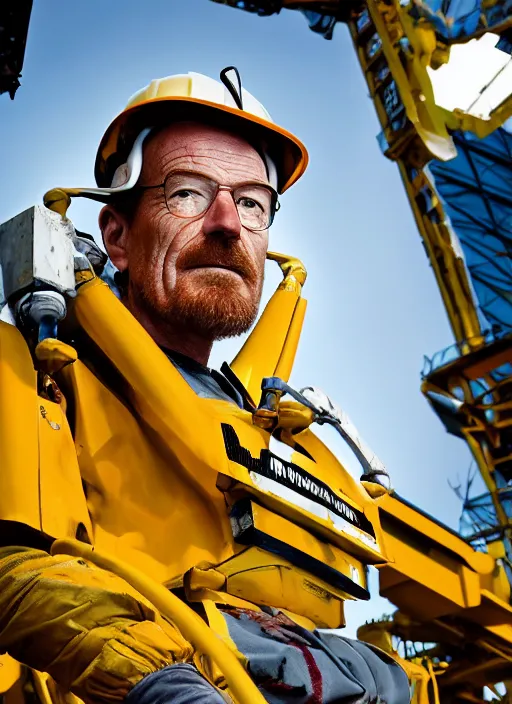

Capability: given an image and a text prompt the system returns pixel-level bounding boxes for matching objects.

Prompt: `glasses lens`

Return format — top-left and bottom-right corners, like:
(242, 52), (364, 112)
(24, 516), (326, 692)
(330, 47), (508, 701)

(234, 184), (275, 230)
(164, 173), (216, 218)
(163, 172), (276, 230)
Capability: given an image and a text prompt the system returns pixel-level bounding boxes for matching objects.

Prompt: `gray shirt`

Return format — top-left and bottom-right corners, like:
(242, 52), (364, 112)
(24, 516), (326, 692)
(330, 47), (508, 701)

(165, 349), (244, 408)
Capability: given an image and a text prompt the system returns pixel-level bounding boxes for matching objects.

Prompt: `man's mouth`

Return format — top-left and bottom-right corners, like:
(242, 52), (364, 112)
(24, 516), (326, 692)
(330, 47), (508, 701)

(186, 264), (244, 276)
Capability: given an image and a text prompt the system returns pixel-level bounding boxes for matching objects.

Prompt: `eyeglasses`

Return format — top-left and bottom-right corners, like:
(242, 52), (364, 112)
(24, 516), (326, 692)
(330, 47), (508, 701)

(137, 170), (280, 231)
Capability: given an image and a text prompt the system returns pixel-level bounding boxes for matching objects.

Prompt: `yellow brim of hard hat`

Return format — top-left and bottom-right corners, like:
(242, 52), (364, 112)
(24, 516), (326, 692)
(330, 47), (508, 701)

(95, 96), (308, 194)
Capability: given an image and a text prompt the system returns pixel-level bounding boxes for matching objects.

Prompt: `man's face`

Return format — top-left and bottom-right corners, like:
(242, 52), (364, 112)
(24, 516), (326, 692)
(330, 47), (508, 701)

(106, 122), (270, 340)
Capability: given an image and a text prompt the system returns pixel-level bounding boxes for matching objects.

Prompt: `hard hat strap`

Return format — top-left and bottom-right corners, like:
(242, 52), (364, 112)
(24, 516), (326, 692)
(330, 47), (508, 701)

(109, 127), (153, 189)
(220, 66), (244, 110)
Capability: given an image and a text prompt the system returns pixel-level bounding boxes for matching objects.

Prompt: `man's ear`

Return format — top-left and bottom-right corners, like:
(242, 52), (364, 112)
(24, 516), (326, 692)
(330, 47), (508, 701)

(99, 205), (130, 273)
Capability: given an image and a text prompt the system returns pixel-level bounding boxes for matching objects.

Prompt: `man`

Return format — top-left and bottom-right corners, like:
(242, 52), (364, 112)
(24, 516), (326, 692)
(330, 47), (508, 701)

(0, 69), (408, 704)
(100, 120), (271, 380)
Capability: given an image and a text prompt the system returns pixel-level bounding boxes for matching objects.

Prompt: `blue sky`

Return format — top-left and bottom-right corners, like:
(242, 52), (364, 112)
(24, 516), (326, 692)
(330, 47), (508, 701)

(0, 0), (476, 632)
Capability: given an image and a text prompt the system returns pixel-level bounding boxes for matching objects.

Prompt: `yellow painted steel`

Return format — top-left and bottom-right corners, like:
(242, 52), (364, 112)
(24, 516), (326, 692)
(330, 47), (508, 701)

(0, 321), (40, 531)
(363, 0), (512, 157)
(0, 657), (21, 695)
(366, 0), (456, 162)
(230, 251), (307, 402)
(377, 493), (491, 620)
(0, 254), (391, 702)
(36, 263), (383, 697)
(60, 273), (384, 613)
(0, 322), (91, 540)
(38, 395), (93, 541)
(1, 249), (512, 699)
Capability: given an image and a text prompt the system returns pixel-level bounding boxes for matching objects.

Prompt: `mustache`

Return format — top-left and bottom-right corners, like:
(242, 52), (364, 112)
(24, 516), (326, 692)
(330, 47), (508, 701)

(176, 241), (259, 282)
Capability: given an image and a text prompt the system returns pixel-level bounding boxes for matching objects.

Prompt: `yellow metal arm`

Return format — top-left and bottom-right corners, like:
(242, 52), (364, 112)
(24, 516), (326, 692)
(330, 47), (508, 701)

(230, 251), (308, 402)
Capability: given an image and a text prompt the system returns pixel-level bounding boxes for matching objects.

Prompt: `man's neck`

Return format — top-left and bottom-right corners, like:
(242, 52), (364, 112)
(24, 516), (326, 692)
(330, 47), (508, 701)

(123, 296), (213, 366)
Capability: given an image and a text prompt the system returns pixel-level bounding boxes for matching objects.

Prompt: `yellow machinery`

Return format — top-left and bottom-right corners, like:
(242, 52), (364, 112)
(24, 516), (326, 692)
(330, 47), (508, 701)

(0, 217), (393, 702)
(208, 1), (512, 701)
(0, 1), (512, 702)
(0, 200), (510, 702)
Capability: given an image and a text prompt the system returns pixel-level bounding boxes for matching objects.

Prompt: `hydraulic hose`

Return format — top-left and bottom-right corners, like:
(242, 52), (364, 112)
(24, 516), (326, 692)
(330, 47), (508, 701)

(52, 539), (266, 704)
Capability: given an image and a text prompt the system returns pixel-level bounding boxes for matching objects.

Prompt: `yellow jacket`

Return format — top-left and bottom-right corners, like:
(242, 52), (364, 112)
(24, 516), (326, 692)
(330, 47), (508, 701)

(0, 546), (193, 703)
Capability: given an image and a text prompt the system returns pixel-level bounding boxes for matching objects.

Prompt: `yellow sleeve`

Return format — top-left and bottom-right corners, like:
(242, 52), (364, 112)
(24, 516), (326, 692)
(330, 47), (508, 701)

(0, 546), (194, 704)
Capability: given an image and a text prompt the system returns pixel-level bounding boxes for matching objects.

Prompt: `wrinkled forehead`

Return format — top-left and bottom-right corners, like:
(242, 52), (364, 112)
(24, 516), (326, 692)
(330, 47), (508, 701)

(141, 121), (269, 184)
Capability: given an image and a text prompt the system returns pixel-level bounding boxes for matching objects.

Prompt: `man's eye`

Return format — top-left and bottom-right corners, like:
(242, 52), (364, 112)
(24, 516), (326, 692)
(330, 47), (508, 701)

(238, 197), (263, 212)
(173, 189), (195, 199)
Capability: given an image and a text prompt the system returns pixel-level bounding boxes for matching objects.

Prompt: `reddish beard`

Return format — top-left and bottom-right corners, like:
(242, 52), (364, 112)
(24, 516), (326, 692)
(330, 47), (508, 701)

(135, 239), (264, 340)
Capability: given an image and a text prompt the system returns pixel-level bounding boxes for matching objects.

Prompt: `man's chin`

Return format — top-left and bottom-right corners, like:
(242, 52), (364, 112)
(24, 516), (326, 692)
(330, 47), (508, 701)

(163, 285), (260, 340)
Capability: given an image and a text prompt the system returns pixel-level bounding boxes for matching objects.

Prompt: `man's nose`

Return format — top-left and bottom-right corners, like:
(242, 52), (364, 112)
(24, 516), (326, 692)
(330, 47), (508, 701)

(202, 190), (242, 240)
